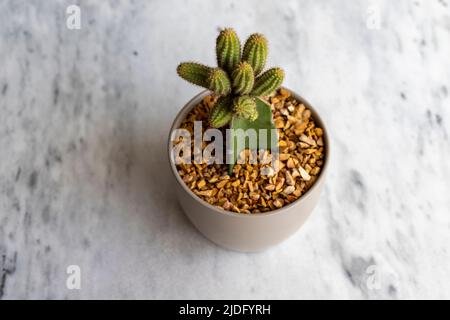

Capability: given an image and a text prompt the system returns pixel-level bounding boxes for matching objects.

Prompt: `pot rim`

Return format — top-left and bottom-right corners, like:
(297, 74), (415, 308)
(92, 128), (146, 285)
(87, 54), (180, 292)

(167, 87), (330, 218)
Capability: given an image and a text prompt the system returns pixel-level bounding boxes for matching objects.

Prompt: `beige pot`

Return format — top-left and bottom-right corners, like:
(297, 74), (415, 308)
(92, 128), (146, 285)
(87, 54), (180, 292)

(168, 88), (330, 252)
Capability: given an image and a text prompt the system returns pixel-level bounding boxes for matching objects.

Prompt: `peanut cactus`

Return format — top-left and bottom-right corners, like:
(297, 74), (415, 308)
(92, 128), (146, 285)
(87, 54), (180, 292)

(251, 68), (284, 97)
(177, 63), (231, 96)
(176, 28), (285, 172)
(216, 28), (241, 73)
(177, 62), (211, 88)
(207, 68), (231, 96)
(209, 96), (233, 128)
(231, 62), (254, 95)
(176, 29), (284, 127)
(242, 34), (268, 76)
(233, 96), (257, 121)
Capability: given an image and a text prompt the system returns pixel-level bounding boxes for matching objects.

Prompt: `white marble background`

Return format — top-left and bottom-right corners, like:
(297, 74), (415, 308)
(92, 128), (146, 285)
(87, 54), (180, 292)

(0, 0), (449, 299)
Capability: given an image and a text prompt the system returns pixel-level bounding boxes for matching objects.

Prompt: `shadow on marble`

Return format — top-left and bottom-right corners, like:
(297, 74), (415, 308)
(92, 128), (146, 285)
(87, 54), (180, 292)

(87, 114), (223, 255)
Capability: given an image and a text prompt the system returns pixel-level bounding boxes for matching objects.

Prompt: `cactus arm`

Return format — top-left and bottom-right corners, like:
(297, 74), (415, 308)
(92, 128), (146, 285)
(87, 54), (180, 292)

(216, 28), (241, 73)
(209, 96), (233, 128)
(242, 34), (268, 76)
(231, 62), (254, 95)
(177, 62), (212, 89)
(251, 67), (284, 97)
(207, 68), (231, 96)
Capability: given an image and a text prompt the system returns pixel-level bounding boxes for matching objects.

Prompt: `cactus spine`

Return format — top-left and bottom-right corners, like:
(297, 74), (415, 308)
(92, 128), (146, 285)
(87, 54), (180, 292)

(233, 96), (258, 121)
(251, 68), (284, 97)
(177, 62), (211, 88)
(231, 62), (254, 95)
(242, 34), (268, 76)
(209, 96), (233, 128)
(207, 68), (231, 95)
(216, 28), (241, 73)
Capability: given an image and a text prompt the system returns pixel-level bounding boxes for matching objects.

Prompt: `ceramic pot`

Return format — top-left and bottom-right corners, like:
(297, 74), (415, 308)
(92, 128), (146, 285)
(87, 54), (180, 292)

(168, 88), (330, 252)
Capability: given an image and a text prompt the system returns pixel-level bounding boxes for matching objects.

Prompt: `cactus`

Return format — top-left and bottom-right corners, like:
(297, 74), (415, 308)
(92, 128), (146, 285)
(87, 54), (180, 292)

(216, 28), (241, 73)
(251, 67), (284, 97)
(231, 62), (254, 95)
(242, 34), (268, 76)
(209, 96), (233, 128)
(177, 63), (231, 95)
(176, 28), (286, 171)
(177, 62), (211, 88)
(207, 68), (231, 96)
(233, 96), (257, 121)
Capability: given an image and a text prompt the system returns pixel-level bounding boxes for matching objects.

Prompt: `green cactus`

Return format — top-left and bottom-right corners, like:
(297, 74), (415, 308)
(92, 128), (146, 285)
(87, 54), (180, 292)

(177, 63), (231, 95)
(251, 67), (284, 97)
(209, 96), (233, 128)
(233, 96), (258, 121)
(207, 68), (231, 95)
(177, 62), (211, 88)
(176, 28), (286, 172)
(216, 28), (241, 73)
(242, 34), (268, 76)
(231, 62), (254, 95)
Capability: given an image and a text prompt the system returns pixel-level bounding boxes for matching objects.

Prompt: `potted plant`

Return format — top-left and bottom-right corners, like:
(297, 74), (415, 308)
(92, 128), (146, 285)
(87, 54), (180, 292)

(168, 28), (329, 252)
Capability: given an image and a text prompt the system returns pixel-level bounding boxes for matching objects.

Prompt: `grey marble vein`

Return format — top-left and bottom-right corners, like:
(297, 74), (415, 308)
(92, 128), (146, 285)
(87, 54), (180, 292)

(0, 0), (449, 299)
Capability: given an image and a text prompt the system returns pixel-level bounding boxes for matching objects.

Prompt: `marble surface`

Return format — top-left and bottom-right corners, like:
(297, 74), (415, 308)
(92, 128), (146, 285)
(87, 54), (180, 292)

(1, 0), (449, 300)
